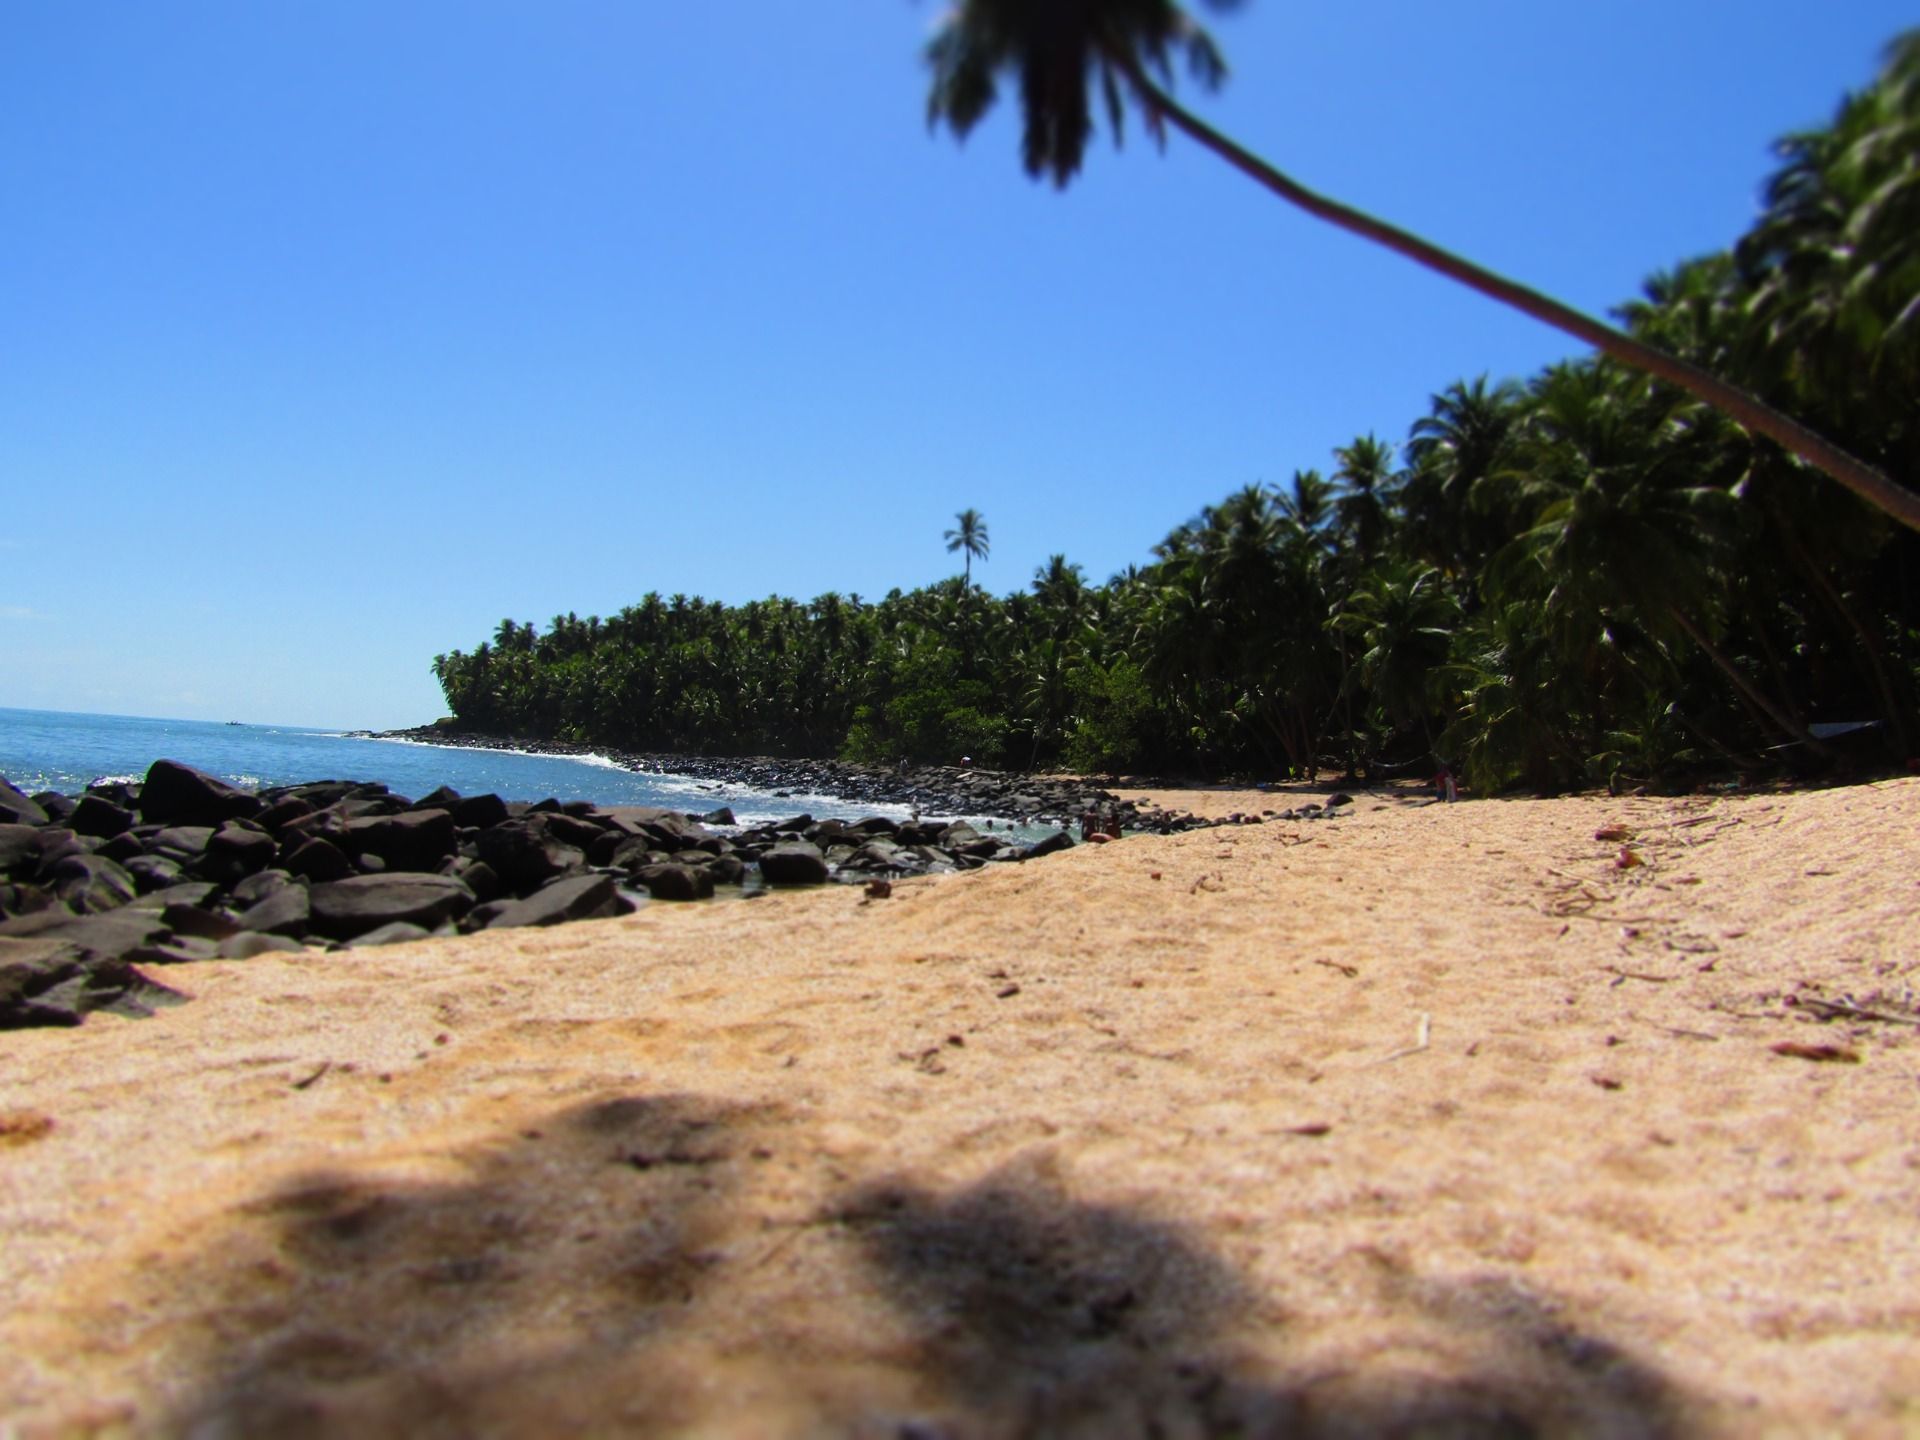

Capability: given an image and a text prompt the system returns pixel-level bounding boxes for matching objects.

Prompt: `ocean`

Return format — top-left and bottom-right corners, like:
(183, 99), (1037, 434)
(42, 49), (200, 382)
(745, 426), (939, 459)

(0, 708), (959, 831)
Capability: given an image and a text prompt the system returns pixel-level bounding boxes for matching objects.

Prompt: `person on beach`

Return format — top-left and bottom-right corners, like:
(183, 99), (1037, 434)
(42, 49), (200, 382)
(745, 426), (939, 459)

(1432, 761), (1457, 804)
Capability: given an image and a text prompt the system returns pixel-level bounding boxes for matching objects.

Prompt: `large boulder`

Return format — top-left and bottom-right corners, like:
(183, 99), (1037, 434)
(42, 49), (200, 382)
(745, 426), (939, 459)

(282, 836), (353, 884)
(0, 824), (43, 876)
(306, 873), (475, 941)
(46, 854), (139, 915)
(449, 792), (511, 830)
(759, 841), (830, 886)
(1019, 830), (1076, 860)
(483, 873), (635, 928)
(238, 885), (312, 937)
(0, 780), (49, 827)
(340, 808), (456, 872)
(633, 862), (712, 901)
(68, 794), (135, 839)
(201, 824), (278, 882)
(476, 818), (585, 892)
(138, 760), (260, 828)
(0, 936), (185, 1029)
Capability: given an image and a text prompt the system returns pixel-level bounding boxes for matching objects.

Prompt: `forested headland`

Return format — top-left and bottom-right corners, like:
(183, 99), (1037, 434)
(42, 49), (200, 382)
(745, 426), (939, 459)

(432, 38), (1919, 794)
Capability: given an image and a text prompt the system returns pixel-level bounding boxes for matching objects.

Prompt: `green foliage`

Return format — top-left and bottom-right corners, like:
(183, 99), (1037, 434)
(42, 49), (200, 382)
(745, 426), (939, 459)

(431, 39), (1918, 789)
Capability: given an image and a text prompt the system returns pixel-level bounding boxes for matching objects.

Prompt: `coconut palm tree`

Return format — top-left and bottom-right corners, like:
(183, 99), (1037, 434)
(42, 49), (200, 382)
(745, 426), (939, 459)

(1330, 434), (1399, 567)
(923, 2), (1920, 531)
(944, 508), (991, 590)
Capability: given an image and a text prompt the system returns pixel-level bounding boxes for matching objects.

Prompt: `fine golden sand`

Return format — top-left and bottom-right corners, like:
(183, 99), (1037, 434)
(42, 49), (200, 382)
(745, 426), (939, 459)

(2, 779), (1917, 1437)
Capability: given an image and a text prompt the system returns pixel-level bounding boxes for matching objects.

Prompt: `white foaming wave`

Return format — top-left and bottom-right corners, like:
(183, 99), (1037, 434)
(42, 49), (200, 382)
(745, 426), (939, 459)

(361, 735), (629, 772)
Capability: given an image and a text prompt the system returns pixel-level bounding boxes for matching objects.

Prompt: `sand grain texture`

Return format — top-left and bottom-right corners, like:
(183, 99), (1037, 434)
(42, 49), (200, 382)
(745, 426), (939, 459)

(2, 780), (1917, 1437)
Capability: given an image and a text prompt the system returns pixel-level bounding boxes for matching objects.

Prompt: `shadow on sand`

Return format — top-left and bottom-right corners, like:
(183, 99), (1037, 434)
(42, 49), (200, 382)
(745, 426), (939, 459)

(151, 1089), (1691, 1438)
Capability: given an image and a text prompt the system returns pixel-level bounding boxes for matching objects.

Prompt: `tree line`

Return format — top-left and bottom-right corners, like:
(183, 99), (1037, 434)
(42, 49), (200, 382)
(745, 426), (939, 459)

(433, 36), (1918, 793)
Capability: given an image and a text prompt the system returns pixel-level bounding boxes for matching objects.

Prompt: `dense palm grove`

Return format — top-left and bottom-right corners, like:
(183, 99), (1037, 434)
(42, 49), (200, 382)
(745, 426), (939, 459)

(433, 38), (1919, 793)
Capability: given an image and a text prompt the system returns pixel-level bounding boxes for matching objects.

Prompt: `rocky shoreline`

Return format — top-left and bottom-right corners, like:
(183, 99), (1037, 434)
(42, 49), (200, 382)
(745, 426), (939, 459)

(2, 754), (1354, 1031)
(364, 724), (1155, 828)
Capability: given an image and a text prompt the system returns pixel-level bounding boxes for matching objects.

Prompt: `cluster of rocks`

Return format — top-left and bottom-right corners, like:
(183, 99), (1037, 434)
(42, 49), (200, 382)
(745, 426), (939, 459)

(0, 760), (1095, 1030)
(370, 726), (1195, 832)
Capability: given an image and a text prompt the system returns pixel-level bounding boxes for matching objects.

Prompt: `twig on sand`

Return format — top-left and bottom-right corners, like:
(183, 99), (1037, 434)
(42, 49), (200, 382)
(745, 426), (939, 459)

(1314, 959), (1359, 978)
(1604, 966), (1678, 986)
(1633, 1016), (1721, 1042)
(1787, 996), (1920, 1029)
(1376, 1012), (1431, 1064)
(291, 1062), (332, 1091)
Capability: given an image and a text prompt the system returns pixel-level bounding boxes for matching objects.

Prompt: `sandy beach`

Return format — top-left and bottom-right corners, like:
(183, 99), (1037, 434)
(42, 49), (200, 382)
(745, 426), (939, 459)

(3, 778), (1917, 1437)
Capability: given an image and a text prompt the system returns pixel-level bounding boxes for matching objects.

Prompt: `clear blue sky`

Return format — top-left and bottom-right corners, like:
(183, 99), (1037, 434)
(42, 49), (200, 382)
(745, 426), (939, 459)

(3, 3), (1909, 729)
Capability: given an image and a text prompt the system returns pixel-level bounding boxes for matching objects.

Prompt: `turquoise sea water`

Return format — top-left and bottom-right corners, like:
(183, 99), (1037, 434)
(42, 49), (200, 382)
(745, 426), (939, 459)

(0, 707), (958, 830)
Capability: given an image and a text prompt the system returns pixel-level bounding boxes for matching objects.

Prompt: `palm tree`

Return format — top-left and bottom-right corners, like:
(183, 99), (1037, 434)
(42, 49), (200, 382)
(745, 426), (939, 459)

(1492, 363), (1816, 748)
(945, 507), (991, 589)
(923, 3), (1920, 531)
(1330, 434), (1398, 567)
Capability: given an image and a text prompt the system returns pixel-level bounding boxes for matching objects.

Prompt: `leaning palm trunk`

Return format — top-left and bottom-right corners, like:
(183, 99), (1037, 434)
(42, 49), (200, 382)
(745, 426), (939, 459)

(1107, 50), (1920, 536)
(1668, 607), (1819, 751)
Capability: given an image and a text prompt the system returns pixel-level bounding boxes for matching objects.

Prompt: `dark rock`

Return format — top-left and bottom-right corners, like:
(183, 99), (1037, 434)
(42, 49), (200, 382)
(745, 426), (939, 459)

(461, 899), (514, 931)
(451, 858), (500, 904)
(85, 780), (140, 807)
(634, 862), (712, 901)
(1019, 830), (1076, 860)
(1, 935), (185, 1028)
(69, 794), (134, 839)
(162, 903), (243, 941)
(254, 796), (316, 833)
(413, 785), (463, 810)
(341, 808), (457, 872)
(609, 836), (664, 872)
(0, 824), (43, 875)
(124, 937), (223, 965)
(705, 854), (746, 885)
(282, 836), (353, 884)
(540, 811), (611, 849)
(238, 884), (311, 937)
(149, 826), (215, 861)
(230, 870), (294, 907)
(202, 824), (278, 881)
(123, 852), (185, 898)
(1326, 793), (1354, 809)
(0, 780), (49, 827)
(139, 759), (261, 827)
(31, 829), (86, 873)
(0, 883), (56, 920)
(485, 873), (635, 928)
(476, 818), (584, 892)
(95, 831), (146, 864)
(219, 932), (307, 959)
(759, 841), (830, 885)
(347, 921), (435, 948)
(126, 881), (220, 911)
(450, 793), (511, 830)
(47, 854), (140, 914)
(845, 840), (913, 872)
(307, 873), (474, 941)
(701, 806), (736, 826)
(0, 905), (169, 958)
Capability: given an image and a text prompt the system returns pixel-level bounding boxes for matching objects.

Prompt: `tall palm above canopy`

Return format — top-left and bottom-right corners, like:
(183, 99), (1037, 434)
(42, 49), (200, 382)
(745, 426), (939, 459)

(944, 508), (991, 589)
(925, 0), (1237, 187)
(1331, 434), (1399, 567)
(922, 3), (1920, 531)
